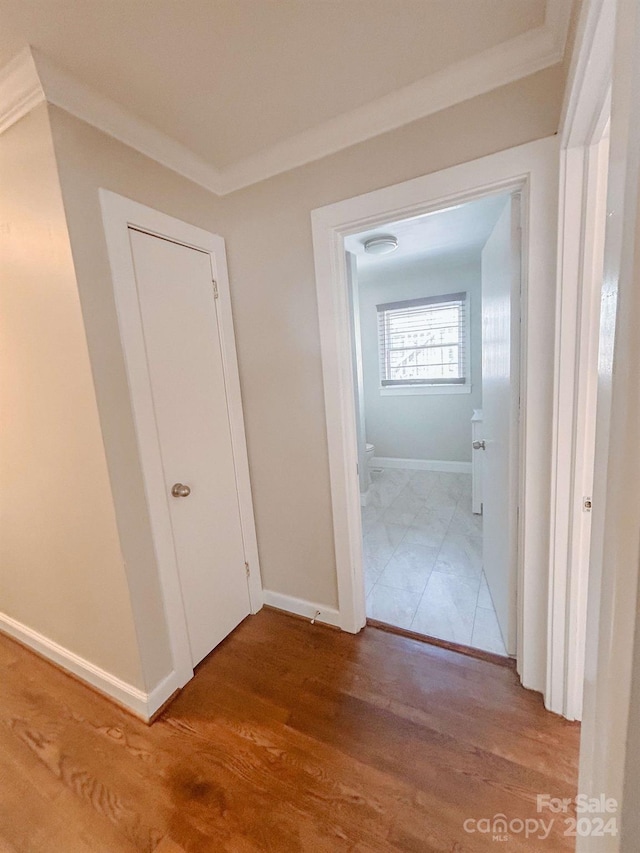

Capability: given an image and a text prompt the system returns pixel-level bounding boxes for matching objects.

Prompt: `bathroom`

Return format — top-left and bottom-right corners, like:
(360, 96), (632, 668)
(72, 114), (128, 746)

(345, 194), (515, 656)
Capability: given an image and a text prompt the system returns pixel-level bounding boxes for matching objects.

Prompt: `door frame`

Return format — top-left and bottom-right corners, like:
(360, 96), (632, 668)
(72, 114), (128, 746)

(577, 0), (640, 835)
(547, 0), (614, 721)
(311, 136), (560, 698)
(100, 190), (262, 697)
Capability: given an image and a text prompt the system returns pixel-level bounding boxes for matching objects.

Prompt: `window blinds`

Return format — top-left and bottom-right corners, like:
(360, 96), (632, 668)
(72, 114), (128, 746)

(377, 292), (467, 386)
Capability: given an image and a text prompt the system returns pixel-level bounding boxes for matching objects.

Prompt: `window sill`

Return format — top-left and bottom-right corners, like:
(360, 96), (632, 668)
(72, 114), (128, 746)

(380, 384), (472, 396)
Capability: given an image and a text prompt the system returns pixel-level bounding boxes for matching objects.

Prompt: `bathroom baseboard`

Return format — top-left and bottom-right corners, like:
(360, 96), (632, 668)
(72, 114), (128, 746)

(372, 456), (472, 474)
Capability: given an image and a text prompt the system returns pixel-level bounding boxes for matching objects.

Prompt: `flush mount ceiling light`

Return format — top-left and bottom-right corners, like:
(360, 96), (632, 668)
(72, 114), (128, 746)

(363, 235), (398, 255)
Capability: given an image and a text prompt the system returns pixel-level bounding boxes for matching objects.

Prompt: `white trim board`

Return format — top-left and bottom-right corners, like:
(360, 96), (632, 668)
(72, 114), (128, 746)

(559, 0), (614, 149)
(372, 457), (472, 474)
(0, 47), (43, 136)
(262, 591), (341, 629)
(311, 136), (560, 700)
(0, 611), (177, 722)
(547, 0), (614, 722)
(0, 2), (570, 195)
(216, 0), (570, 194)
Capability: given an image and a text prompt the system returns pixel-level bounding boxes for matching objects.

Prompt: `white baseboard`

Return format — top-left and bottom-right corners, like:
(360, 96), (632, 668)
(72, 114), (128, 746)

(360, 488), (370, 507)
(372, 456), (472, 474)
(262, 590), (341, 629)
(145, 670), (182, 718)
(0, 610), (178, 722)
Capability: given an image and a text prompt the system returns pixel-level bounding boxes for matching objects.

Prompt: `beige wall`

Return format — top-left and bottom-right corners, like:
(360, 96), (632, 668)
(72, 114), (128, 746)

(219, 65), (564, 605)
(47, 64), (565, 619)
(47, 104), (226, 687)
(0, 104), (143, 688)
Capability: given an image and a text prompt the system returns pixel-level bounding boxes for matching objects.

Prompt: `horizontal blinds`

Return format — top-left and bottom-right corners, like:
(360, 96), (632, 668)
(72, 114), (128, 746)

(377, 292), (467, 386)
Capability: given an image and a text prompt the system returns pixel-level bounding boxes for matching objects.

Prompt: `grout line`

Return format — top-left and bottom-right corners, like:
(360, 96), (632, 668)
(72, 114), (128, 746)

(365, 471), (477, 635)
(411, 478), (481, 643)
(469, 577), (483, 646)
(407, 473), (462, 630)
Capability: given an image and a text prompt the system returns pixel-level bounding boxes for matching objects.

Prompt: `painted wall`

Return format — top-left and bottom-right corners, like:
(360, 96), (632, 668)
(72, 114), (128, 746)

(0, 104), (144, 688)
(47, 65), (564, 619)
(357, 251), (482, 463)
(219, 66), (564, 608)
(47, 105), (227, 689)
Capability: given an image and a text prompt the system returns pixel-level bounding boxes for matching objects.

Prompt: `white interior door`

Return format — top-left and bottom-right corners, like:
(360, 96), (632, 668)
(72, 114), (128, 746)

(129, 228), (251, 666)
(479, 195), (520, 655)
(346, 252), (369, 496)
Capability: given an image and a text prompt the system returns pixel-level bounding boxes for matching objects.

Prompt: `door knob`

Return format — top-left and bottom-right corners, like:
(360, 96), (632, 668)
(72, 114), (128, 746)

(171, 483), (191, 497)
(472, 440), (486, 450)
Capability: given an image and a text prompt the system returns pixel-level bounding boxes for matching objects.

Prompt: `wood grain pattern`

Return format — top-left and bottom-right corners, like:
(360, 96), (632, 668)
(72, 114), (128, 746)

(366, 618), (514, 667)
(0, 609), (579, 851)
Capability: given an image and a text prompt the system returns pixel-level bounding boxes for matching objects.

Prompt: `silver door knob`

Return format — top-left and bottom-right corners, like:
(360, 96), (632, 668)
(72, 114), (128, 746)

(171, 483), (191, 497)
(472, 440), (486, 450)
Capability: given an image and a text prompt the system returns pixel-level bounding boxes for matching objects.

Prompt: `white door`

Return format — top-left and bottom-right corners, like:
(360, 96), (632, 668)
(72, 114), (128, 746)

(129, 228), (251, 666)
(346, 251), (369, 496)
(479, 195), (520, 655)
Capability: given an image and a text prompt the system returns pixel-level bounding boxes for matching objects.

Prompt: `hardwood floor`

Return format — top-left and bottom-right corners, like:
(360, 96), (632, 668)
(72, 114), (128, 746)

(0, 609), (580, 852)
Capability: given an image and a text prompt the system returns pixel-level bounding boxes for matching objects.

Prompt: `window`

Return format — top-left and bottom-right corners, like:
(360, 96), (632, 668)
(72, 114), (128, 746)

(377, 292), (468, 389)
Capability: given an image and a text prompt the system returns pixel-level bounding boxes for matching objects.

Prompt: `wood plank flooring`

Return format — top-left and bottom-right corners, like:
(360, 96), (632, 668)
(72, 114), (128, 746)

(0, 609), (580, 852)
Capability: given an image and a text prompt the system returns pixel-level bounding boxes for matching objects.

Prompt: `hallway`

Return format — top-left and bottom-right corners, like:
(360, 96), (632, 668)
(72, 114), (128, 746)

(0, 609), (578, 851)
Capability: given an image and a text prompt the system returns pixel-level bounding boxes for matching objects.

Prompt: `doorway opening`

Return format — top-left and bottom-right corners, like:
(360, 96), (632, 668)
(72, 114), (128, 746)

(312, 137), (561, 700)
(344, 191), (520, 657)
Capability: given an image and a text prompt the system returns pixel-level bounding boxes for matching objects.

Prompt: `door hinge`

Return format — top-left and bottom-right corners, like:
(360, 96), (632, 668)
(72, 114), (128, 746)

(212, 279), (219, 299)
(245, 561), (250, 577)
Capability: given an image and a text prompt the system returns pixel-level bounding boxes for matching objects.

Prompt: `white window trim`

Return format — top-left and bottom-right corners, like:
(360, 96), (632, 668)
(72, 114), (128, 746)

(380, 383), (472, 396)
(377, 292), (472, 395)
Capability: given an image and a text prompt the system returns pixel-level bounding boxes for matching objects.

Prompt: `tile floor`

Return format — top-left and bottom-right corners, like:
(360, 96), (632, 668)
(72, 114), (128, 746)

(362, 468), (508, 656)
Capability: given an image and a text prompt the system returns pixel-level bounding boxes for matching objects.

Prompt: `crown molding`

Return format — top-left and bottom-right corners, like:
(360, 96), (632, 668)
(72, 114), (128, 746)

(0, 46), (44, 135)
(218, 0), (571, 194)
(0, 1), (571, 196)
(31, 49), (223, 193)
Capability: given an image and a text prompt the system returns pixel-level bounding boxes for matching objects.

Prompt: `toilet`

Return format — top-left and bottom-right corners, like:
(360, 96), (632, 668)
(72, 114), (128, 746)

(365, 443), (375, 466)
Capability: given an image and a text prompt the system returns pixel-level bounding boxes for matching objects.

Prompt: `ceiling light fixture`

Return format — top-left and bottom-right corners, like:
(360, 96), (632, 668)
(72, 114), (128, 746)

(363, 235), (398, 255)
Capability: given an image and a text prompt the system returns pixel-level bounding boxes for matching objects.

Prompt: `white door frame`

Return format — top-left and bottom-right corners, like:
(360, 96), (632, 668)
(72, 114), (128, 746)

(100, 190), (263, 708)
(311, 136), (560, 698)
(547, 0), (614, 720)
(577, 0), (640, 838)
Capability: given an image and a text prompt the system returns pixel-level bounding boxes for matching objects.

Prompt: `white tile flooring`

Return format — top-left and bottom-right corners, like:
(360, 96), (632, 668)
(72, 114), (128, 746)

(362, 468), (508, 656)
